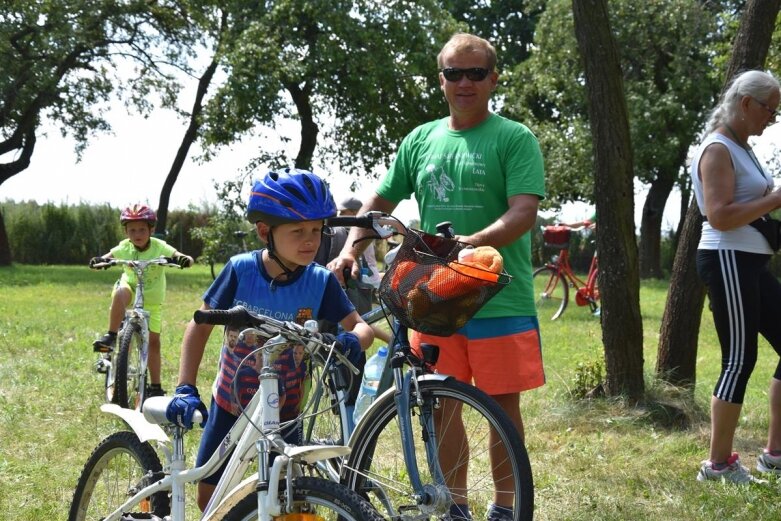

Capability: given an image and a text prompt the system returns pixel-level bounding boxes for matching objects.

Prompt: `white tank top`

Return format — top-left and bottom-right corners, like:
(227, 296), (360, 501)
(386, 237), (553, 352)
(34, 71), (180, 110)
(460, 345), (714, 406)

(691, 133), (773, 253)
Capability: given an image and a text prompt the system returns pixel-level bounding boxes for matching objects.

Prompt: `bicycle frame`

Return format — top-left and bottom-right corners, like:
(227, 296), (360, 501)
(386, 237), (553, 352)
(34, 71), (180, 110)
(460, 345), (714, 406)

(99, 328), (352, 521)
(545, 248), (599, 304)
(96, 257), (179, 408)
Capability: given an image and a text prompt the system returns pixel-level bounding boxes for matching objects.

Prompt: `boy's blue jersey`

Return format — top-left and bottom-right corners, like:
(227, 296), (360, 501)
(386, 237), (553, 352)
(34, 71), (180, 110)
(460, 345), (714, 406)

(204, 250), (354, 414)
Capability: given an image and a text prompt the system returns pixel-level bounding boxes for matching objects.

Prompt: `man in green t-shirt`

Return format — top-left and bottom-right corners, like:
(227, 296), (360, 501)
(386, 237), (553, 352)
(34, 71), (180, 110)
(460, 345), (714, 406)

(328, 32), (545, 521)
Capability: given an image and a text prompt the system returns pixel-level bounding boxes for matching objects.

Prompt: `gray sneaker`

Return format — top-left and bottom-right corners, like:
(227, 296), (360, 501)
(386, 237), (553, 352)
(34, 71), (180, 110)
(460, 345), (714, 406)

(486, 504), (514, 521)
(756, 450), (781, 474)
(697, 453), (766, 484)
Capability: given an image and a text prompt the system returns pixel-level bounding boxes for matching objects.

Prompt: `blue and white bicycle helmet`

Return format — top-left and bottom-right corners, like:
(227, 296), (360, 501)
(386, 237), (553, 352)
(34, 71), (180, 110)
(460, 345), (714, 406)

(247, 168), (337, 225)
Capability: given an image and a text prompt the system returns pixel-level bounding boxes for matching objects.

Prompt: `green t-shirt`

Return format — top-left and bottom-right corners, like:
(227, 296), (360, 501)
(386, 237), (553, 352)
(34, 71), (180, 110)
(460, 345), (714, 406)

(377, 113), (545, 317)
(110, 237), (176, 305)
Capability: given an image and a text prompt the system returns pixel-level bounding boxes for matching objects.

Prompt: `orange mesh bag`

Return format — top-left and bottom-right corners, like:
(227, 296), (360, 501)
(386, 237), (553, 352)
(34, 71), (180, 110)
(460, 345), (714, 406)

(379, 230), (511, 336)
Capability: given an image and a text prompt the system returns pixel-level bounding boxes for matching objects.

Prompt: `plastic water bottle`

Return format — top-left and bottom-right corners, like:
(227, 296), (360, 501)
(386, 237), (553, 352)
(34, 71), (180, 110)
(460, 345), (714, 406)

(353, 346), (388, 425)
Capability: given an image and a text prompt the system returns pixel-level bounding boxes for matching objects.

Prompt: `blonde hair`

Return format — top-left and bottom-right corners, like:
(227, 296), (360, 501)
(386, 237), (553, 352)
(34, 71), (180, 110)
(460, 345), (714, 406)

(437, 33), (497, 71)
(705, 70), (780, 134)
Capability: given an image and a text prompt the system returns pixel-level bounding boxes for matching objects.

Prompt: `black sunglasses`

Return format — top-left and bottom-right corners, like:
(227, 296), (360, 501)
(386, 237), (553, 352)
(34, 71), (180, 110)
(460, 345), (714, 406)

(440, 67), (491, 82)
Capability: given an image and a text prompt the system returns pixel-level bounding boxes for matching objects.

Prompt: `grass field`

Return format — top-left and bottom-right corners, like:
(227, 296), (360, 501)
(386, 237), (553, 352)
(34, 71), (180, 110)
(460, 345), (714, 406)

(1, 264), (780, 520)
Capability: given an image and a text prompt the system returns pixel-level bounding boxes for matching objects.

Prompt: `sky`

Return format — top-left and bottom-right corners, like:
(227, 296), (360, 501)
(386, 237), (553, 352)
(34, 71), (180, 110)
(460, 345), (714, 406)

(0, 104), (421, 223)
(2, 100), (779, 232)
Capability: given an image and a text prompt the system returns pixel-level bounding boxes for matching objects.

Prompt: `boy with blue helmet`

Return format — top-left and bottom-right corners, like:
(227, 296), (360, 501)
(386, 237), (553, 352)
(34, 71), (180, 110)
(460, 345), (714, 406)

(166, 168), (374, 511)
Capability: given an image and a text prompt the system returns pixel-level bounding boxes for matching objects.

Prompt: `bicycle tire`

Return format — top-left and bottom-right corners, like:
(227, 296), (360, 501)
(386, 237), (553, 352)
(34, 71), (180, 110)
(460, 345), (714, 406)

(533, 265), (568, 321)
(220, 475), (385, 521)
(343, 378), (534, 521)
(68, 431), (169, 521)
(115, 322), (146, 410)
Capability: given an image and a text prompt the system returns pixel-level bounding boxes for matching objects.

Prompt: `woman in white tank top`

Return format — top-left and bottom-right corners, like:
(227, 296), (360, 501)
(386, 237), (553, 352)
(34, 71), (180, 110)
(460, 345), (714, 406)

(692, 70), (781, 484)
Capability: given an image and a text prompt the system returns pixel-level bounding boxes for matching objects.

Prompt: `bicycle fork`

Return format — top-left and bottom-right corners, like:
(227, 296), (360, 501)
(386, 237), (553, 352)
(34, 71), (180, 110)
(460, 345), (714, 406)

(392, 351), (452, 515)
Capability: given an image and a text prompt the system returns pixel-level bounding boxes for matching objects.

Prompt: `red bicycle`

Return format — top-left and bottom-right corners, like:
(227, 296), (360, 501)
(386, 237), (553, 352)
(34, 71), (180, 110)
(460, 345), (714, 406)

(533, 225), (600, 321)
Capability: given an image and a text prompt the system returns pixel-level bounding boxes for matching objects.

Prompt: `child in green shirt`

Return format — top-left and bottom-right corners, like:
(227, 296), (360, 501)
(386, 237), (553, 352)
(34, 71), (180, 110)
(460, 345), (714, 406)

(90, 204), (193, 396)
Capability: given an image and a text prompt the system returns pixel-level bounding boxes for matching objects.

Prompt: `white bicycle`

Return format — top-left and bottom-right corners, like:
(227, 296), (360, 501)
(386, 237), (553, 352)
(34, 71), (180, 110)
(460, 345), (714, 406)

(91, 256), (181, 410)
(69, 306), (383, 521)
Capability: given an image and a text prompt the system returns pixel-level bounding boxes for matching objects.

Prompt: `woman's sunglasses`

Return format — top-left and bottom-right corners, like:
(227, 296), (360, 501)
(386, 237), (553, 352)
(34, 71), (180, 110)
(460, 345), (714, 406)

(439, 67), (491, 82)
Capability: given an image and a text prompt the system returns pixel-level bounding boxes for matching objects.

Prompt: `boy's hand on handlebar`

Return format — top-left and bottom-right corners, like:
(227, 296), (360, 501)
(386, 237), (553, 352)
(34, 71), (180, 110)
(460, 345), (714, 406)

(321, 332), (363, 365)
(89, 257), (110, 269)
(166, 384), (208, 429)
(174, 254), (194, 268)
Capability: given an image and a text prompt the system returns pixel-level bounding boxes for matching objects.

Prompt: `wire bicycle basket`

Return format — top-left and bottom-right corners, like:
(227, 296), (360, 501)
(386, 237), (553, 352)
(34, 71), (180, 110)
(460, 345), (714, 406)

(542, 225), (571, 249)
(378, 229), (511, 336)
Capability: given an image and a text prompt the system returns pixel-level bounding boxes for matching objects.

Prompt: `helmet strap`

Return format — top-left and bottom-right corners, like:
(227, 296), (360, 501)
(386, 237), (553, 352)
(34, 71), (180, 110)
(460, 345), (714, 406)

(265, 229), (303, 289)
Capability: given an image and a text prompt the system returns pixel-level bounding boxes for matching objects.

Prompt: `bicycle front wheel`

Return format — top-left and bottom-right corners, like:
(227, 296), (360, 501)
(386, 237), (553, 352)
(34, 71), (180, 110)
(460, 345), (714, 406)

(68, 431), (169, 521)
(533, 265), (568, 321)
(115, 322), (147, 410)
(221, 476), (384, 521)
(299, 352), (352, 480)
(343, 378), (534, 521)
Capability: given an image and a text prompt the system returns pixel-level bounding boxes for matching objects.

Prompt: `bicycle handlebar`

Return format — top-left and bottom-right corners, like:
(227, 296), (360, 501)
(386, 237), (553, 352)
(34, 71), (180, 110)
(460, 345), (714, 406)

(90, 256), (182, 270)
(193, 306), (360, 375)
(325, 211), (406, 239)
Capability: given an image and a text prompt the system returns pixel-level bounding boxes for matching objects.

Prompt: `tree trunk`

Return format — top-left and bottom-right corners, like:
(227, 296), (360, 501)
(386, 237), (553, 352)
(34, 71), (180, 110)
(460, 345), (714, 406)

(0, 210), (11, 266)
(639, 171), (674, 279)
(656, 0), (781, 386)
(155, 12), (226, 236)
(573, 0), (645, 401)
(0, 127), (36, 266)
(656, 200), (705, 386)
(673, 176), (691, 253)
(286, 82), (318, 170)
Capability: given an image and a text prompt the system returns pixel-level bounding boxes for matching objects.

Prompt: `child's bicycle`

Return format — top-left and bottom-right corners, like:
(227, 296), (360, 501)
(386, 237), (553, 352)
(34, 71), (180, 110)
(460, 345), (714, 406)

(533, 225), (600, 321)
(69, 306), (384, 521)
(301, 212), (535, 521)
(91, 256), (182, 410)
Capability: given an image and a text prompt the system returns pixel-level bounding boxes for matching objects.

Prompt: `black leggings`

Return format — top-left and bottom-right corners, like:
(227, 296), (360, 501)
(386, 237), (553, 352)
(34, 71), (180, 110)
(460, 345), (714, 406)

(697, 249), (781, 404)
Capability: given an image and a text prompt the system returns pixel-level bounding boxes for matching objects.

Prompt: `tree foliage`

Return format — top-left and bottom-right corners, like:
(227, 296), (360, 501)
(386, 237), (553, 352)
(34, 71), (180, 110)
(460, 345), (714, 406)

(188, 173), (259, 275)
(442, 0), (546, 70)
(198, 0), (461, 177)
(504, 0), (722, 211)
(0, 0), (204, 264)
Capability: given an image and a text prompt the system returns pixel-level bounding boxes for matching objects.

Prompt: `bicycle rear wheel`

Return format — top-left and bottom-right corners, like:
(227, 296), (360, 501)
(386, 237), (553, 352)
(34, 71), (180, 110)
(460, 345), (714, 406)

(68, 431), (168, 521)
(343, 378), (534, 521)
(532, 266), (568, 321)
(115, 322), (147, 410)
(221, 476), (384, 521)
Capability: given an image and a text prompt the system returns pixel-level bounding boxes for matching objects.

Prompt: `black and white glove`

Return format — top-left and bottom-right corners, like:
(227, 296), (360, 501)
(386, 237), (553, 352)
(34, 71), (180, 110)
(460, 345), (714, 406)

(89, 257), (110, 269)
(174, 254), (194, 268)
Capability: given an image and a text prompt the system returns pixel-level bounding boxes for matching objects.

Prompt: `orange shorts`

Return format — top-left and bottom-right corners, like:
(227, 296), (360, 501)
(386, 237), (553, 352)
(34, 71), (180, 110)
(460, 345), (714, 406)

(411, 316), (545, 396)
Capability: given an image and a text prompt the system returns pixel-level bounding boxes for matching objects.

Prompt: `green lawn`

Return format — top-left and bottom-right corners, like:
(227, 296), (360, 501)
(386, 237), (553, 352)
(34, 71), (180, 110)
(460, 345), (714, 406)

(1, 265), (780, 520)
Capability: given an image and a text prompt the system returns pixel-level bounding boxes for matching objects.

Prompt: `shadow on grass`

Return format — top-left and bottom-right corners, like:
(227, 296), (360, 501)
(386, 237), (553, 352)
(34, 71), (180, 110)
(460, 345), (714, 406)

(560, 374), (708, 432)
